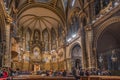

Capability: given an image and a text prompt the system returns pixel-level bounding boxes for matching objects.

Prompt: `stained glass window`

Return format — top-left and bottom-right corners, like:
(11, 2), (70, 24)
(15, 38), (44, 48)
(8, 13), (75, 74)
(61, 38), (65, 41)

(43, 29), (49, 51)
(26, 30), (30, 51)
(34, 30), (40, 40)
(58, 24), (63, 46)
(51, 28), (56, 50)
(63, 0), (68, 10)
(95, 0), (101, 15)
(102, 0), (110, 7)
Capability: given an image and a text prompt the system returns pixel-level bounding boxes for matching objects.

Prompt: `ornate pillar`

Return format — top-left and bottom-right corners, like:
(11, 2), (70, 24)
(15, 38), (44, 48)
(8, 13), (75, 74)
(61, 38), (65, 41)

(62, 29), (68, 71)
(85, 25), (97, 69)
(85, 25), (93, 69)
(81, 27), (87, 69)
(4, 15), (12, 67)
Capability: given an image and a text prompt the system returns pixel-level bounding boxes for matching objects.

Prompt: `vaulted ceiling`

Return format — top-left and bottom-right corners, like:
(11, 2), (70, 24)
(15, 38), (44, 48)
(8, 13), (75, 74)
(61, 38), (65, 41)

(18, 7), (62, 31)
(16, 0), (67, 32)
(3, 0), (86, 34)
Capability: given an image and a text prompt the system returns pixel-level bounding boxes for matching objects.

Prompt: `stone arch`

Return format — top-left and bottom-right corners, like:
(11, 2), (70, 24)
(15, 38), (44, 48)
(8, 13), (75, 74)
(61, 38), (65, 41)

(70, 42), (81, 57)
(93, 16), (120, 71)
(17, 3), (65, 32)
(70, 43), (82, 69)
(94, 16), (120, 51)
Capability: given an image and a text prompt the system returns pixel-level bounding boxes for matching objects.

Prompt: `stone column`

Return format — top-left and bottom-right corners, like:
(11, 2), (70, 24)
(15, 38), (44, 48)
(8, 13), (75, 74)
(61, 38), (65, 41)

(4, 16), (12, 67)
(80, 27), (87, 69)
(85, 25), (92, 69)
(62, 29), (68, 71)
(85, 25), (96, 69)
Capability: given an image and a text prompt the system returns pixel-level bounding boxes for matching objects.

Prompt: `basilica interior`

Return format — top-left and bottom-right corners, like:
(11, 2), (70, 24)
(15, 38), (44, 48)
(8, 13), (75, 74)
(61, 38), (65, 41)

(0, 0), (120, 76)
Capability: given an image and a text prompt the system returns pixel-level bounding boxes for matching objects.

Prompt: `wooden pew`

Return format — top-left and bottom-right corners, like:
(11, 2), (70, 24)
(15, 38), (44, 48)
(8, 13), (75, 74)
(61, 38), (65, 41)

(99, 76), (120, 80)
(11, 75), (120, 80)
(11, 75), (75, 80)
(80, 77), (88, 80)
(89, 76), (101, 80)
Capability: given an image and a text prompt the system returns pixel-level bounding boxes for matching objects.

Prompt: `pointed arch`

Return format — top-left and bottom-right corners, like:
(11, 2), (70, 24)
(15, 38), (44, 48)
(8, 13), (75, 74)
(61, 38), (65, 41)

(58, 24), (63, 47)
(33, 29), (40, 41)
(25, 28), (31, 51)
(51, 28), (57, 50)
(72, 15), (80, 33)
(42, 28), (49, 51)
(70, 43), (82, 69)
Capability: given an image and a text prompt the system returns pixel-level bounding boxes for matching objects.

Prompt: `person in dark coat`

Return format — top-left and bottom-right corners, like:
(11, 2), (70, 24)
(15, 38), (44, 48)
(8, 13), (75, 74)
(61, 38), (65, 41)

(72, 67), (80, 80)
(62, 70), (67, 77)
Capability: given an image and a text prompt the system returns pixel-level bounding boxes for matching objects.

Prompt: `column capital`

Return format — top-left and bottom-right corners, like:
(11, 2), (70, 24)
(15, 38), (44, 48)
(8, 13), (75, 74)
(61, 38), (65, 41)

(85, 25), (92, 31)
(5, 14), (12, 24)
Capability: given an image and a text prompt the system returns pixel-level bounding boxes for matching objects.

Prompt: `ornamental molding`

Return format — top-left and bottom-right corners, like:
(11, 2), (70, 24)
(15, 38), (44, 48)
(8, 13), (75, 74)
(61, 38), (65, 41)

(93, 3), (120, 27)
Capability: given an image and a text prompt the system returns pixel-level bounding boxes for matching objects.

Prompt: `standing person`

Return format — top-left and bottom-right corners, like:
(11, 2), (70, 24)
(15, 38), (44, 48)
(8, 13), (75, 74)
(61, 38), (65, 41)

(0, 67), (3, 78)
(62, 70), (67, 77)
(85, 70), (89, 76)
(2, 68), (8, 78)
(80, 69), (84, 76)
(72, 67), (80, 80)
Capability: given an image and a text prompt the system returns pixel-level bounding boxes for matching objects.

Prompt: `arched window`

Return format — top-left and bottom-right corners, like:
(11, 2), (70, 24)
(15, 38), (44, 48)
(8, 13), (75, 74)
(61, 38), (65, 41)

(73, 16), (79, 33)
(95, 0), (101, 15)
(63, 0), (68, 9)
(83, 18), (87, 26)
(58, 24), (63, 46)
(71, 0), (76, 7)
(26, 30), (31, 51)
(67, 23), (72, 38)
(43, 29), (49, 51)
(51, 28), (56, 50)
(34, 30), (40, 41)
(71, 44), (82, 69)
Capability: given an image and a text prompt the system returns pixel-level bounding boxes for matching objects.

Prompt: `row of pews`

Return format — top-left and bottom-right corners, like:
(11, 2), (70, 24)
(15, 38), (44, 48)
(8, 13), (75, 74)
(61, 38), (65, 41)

(9, 75), (120, 80)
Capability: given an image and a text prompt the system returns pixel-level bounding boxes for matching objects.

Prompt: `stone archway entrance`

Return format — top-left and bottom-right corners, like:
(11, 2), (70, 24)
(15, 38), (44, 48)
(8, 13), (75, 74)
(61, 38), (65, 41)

(96, 22), (120, 75)
(71, 44), (82, 70)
